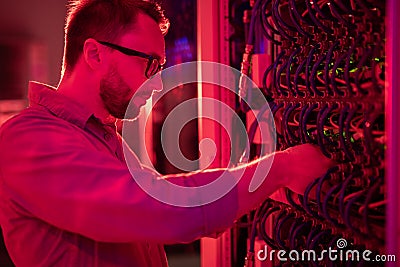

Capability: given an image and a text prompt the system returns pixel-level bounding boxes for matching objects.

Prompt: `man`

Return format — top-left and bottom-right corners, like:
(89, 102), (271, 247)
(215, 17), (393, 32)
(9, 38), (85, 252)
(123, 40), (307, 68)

(0, 0), (332, 266)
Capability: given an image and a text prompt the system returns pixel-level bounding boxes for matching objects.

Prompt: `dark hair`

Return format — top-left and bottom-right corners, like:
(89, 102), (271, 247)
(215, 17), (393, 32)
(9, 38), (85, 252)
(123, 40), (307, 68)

(62, 0), (169, 75)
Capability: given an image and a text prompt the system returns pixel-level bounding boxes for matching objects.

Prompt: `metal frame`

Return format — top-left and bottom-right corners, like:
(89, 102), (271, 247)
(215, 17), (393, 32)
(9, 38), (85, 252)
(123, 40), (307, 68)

(385, 0), (399, 265)
(197, 0), (234, 266)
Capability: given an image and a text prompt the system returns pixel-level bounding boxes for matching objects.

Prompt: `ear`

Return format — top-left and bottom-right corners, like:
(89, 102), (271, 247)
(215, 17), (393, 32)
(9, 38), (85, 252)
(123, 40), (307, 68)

(82, 38), (104, 70)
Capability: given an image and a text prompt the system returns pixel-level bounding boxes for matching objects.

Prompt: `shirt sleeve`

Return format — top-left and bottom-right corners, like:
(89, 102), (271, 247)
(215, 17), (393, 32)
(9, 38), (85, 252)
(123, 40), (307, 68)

(0, 114), (238, 244)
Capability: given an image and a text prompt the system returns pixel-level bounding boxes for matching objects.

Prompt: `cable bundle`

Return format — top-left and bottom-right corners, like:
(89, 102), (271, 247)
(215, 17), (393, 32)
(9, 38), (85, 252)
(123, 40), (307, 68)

(246, 199), (385, 266)
(238, 0), (386, 265)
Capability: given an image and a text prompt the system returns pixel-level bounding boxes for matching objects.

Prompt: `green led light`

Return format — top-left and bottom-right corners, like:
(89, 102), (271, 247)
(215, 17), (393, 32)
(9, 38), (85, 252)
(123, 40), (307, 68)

(349, 68), (358, 73)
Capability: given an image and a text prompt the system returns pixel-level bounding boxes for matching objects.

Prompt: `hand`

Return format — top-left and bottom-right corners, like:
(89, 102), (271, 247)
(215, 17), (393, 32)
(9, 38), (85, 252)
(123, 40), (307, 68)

(284, 144), (335, 195)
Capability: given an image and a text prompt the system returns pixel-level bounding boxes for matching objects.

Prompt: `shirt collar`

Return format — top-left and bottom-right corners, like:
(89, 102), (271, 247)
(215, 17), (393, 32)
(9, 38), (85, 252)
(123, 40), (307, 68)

(28, 81), (94, 128)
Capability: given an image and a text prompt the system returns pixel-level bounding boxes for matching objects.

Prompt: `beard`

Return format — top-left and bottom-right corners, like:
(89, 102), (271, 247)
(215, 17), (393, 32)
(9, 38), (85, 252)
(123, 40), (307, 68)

(99, 65), (139, 120)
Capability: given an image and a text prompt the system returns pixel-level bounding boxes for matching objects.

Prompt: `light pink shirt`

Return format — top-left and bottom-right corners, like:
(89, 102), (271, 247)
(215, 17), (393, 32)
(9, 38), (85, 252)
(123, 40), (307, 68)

(0, 82), (238, 266)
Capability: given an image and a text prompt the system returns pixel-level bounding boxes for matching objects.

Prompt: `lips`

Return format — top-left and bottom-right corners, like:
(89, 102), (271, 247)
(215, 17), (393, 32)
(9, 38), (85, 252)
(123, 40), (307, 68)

(137, 93), (153, 107)
(135, 89), (153, 99)
(140, 96), (152, 107)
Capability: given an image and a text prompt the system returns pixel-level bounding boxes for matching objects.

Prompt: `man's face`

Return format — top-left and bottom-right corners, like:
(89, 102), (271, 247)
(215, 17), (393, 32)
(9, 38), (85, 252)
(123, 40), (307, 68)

(100, 13), (165, 119)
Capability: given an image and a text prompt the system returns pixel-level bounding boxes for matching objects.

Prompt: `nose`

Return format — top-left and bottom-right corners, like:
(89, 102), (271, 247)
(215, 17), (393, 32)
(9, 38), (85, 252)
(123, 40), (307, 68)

(148, 72), (163, 92)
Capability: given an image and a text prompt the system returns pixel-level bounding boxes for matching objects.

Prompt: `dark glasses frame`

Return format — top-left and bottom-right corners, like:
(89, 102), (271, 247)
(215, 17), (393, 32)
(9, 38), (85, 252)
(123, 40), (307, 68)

(97, 40), (164, 78)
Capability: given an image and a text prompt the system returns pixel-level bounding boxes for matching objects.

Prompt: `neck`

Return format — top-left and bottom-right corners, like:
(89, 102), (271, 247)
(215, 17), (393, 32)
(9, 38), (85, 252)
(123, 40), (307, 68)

(57, 69), (114, 123)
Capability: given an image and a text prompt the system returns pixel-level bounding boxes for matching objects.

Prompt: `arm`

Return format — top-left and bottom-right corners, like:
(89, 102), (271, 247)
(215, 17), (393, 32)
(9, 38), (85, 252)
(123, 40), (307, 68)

(139, 143), (332, 223)
(176, 144), (332, 219)
(0, 115), (331, 244)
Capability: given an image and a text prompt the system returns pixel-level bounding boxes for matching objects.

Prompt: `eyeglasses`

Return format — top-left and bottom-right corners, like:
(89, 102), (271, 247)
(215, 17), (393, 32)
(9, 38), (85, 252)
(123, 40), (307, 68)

(97, 40), (164, 78)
